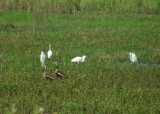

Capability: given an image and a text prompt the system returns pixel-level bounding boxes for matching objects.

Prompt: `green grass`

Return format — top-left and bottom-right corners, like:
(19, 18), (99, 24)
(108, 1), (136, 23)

(0, 11), (160, 113)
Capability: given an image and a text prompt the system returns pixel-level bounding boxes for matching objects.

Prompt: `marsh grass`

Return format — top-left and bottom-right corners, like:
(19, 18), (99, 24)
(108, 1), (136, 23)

(0, 0), (160, 14)
(0, 11), (160, 113)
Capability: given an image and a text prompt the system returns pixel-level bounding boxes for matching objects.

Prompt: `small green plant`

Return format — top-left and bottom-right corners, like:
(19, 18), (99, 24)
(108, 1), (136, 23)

(61, 102), (82, 113)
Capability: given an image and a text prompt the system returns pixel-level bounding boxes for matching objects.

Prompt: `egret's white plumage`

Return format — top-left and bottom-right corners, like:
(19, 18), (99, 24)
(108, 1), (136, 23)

(129, 52), (138, 63)
(47, 45), (52, 59)
(71, 55), (87, 63)
(40, 51), (45, 66)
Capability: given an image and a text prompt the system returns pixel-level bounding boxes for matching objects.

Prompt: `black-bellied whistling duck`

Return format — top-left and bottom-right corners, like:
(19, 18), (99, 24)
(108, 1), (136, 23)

(42, 65), (54, 80)
(52, 61), (67, 78)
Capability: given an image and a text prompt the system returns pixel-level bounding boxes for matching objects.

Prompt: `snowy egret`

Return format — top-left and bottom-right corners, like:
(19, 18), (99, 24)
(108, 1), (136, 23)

(40, 51), (45, 66)
(47, 45), (52, 59)
(129, 52), (138, 63)
(52, 61), (67, 78)
(71, 55), (87, 63)
(42, 65), (54, 80)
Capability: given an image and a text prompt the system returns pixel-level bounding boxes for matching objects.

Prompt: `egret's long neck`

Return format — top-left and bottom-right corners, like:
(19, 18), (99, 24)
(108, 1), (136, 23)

(49, 46), (51, 50)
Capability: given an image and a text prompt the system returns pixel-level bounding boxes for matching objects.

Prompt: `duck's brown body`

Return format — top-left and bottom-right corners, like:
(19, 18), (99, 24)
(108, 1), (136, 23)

(55, 67), (66, 78)
(53, 62), (67, 79)
(43, 66), (54, 80)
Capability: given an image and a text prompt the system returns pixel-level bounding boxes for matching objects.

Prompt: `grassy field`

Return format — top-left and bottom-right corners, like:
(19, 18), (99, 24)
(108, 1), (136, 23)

(0, 11), (160, 113)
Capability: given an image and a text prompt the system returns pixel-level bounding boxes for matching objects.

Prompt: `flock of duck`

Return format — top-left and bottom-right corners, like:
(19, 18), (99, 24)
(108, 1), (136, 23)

(40, 45), (138, 81)
(40, 45), (87, 80)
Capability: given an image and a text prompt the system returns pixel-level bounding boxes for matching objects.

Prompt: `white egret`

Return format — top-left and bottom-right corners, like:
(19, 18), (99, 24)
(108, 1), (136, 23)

(40, 51), (45, 66)
(47, 45), (52, 59)
(129, 52), (138, 63)
(71, 55), (87, 63)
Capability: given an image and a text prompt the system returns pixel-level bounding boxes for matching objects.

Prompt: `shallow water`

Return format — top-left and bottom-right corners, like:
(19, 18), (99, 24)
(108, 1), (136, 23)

(121, 60), (160, 68)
